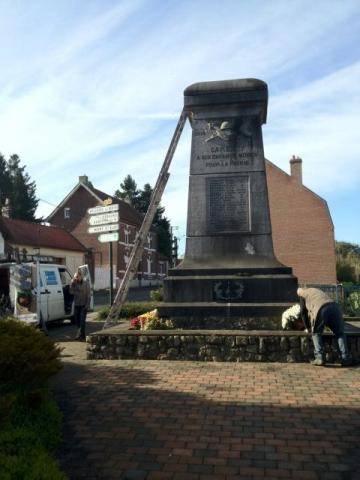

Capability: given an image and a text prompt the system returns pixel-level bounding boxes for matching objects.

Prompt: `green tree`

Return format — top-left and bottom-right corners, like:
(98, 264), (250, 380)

(336, 241), (360, 284)
(114, 175), (139, 206)
(5, 154), (38, 221)
(336, 260), (356, 283)
(0, 154), (11, 206)
(115, 177), (172, 258)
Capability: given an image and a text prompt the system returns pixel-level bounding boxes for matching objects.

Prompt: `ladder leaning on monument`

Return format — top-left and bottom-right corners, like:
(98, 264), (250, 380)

(103, 109), (189, 328)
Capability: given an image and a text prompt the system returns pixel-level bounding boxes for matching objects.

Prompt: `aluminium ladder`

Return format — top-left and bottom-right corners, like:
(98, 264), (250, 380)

(103, 109), (188, 328)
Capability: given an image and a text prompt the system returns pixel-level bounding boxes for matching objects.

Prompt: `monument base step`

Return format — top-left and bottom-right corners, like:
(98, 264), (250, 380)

(158, 302), (294, 324)
(163, 267), (298, 307)
(167, 266), (293, 276)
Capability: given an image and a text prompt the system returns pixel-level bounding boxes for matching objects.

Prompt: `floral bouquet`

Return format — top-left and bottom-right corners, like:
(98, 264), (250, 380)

(129, 309), (173, 330)
(281, 304), (305, 331)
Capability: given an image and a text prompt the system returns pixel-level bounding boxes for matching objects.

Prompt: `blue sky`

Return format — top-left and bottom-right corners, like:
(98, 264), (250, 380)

(0, 0), (359, 252)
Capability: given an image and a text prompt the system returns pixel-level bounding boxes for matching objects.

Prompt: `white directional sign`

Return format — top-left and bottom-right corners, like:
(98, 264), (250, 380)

(88, 212), (119, 226)
(88, 224), (119, 234)
(98, 232), (119, 243)
(88, 204), (119, 215)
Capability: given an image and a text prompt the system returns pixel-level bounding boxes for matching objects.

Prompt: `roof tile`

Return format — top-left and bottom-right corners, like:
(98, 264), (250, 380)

(0, 217), (86, 252)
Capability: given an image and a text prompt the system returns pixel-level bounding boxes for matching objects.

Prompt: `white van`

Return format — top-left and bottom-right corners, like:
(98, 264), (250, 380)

(1, 262), (93, 325)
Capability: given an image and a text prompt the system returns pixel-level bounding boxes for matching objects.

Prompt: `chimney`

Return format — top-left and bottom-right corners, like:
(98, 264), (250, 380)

(79, 175), (89, 185)
(290, 155), (302, 185)
(1, 198), (11, 218)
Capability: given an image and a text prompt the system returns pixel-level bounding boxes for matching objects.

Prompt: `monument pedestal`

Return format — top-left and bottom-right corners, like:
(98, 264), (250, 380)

(159, 79), (297, 328)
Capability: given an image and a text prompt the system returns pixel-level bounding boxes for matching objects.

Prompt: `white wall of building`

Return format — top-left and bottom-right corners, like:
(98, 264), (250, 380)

(0, 233), (4, 257)
(11, 244), (85, 274)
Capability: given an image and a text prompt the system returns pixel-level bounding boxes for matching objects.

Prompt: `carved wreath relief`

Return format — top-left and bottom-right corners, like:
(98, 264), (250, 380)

(213, 280), (245, 302)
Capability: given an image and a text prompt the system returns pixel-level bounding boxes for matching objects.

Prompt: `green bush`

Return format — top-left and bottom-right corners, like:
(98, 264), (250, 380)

(0, 389), (65, 479)
(97, 306), (110, 320)
(344, 291), (360, 317)
(0, 443), (66, 480)
(150, 287), (164, 302)
(143, 317), (174, 330)
(97, 301), (159, 321)
(0, 391), (65, 479)
(0, 318), (66, 479)
(121, 301), (159, 318)
(0, 318), (62, 393)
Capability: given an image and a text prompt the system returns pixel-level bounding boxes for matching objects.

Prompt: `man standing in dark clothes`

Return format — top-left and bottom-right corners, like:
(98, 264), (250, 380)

(70, 270), (90, 341)
(297, 287), (352, 367)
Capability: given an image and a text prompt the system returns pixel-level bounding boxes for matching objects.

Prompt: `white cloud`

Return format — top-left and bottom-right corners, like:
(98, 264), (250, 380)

(265, 62), (360, 193)
(0, 0), (359, 245)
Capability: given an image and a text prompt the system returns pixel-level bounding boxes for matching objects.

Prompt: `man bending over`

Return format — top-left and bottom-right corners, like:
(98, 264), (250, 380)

(297, 287), (352, 367)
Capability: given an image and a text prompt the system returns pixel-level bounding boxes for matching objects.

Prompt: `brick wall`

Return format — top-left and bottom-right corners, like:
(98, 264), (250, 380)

(50, 185), (97, 231)
(266, 160), (337, 285)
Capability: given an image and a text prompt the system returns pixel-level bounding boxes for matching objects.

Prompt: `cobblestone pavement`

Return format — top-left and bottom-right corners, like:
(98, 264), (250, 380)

(53, 332), (360, 480)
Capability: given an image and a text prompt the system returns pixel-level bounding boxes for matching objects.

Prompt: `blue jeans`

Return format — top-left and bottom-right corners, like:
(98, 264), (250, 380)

(312, 303), (349, 360)
(74, 305), (87, 338)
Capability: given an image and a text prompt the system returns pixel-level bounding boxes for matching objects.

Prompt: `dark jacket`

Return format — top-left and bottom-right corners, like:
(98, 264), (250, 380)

(70, 279), (90, 308)
(299, 288), (334, 331)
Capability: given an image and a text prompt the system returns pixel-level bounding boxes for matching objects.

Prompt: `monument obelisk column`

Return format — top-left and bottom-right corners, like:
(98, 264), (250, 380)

(183, 78), (281, 268)
(160, 79), (297, 327)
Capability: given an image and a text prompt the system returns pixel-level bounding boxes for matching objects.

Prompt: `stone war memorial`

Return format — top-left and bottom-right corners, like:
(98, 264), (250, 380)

(88, 79), (359, 362)
(160, 78), (298, 329)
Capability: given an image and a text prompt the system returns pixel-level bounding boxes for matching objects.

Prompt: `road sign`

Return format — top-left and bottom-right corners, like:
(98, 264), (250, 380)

(98, 232), (119, 243)
(88, 212), (119, 226)
(88, 224), (119, 234)
(88, 204), (119, 215)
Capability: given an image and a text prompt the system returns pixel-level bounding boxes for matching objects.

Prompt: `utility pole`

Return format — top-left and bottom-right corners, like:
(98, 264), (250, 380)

(109, 241), (113, 305)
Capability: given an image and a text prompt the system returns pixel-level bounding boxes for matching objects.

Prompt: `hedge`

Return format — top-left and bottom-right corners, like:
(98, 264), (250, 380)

(0, 318), (66, 479)
(97, 301), (159, 321)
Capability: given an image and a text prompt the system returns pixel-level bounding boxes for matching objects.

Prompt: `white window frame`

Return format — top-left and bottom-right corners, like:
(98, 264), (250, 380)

(64, 207), (71, 219)
(147, 256), (152, 274)
(124, 227), (130, 245)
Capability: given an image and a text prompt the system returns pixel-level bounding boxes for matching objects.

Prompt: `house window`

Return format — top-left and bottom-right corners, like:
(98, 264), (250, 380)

(64, 207), (70, 219)
(124, 227), (130, 245)
(147, 256), (152, 274)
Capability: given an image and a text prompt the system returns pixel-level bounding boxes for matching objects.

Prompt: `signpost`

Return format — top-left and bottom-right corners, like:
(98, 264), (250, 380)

(88, 204), (119, 215)
(88, 212), (119, 226)
(88, 224), (119, 234)
(98, 232), (119, 243)
(87, 200), (120, 306)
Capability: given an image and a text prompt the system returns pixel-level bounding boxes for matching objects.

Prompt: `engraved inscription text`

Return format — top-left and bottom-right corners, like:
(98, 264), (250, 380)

(207, 176), (250, 233)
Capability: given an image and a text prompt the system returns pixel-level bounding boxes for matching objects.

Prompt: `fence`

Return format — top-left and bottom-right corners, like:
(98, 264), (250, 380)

(305, 284), (360, 317)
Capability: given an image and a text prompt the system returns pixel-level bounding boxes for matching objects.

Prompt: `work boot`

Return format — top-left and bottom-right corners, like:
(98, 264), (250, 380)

(74, 333), (86, 341)
(341, 357), (353, 367)
(311, 357), (325, 366)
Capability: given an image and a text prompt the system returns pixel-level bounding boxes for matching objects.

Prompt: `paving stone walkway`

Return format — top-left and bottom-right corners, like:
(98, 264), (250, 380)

(52, 321), (360, 480)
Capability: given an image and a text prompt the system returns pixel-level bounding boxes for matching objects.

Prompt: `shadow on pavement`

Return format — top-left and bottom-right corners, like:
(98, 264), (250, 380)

(47, 320), (106, 342)
(53, 361), (360, 480)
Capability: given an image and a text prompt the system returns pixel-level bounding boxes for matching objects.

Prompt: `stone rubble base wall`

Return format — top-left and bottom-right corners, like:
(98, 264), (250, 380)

(87, 330), (360, 363)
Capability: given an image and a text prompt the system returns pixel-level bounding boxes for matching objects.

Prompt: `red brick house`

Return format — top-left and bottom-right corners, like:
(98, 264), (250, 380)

(47, 176), (168, 290)
(0, 215), (86, 274)
(266, 156), (337, 285)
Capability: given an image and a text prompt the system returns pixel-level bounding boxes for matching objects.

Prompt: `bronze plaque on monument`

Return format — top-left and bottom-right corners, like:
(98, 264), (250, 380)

(206, 176), (250, 233)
